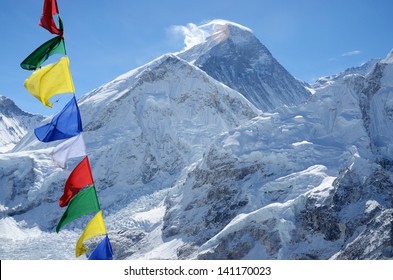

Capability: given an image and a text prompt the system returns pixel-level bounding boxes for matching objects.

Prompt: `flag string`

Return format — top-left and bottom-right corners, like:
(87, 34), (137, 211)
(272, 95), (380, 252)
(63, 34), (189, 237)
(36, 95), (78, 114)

(20, 0), (113, 260)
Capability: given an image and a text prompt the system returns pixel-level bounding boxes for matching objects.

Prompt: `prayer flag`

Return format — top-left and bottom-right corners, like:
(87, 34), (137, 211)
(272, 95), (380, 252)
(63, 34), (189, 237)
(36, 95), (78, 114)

(56, 186), (100, 233)
(88, 235), (113, 260)
(60, 156), (94, 207)
(39, 0), (63, 35)
(21, 36), (66, 70)
(24, 56), (75, 107)
(76, 210), (107, 257)
(34, 96), (82, 142)
(52, 133), (87, 169)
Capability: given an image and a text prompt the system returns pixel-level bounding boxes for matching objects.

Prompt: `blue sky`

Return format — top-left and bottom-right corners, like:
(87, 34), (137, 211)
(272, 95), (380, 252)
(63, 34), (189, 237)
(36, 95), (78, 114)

(1, 0), (392, 115)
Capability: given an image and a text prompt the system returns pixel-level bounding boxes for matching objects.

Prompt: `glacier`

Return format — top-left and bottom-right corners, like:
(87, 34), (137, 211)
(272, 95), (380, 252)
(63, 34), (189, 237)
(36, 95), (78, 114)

(0, 20), (392, 260)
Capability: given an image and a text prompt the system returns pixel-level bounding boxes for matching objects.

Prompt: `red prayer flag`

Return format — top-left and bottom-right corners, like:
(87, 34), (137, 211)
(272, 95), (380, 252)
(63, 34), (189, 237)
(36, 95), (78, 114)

(60, 156), (94, 207)
(39, 0), (63, 35)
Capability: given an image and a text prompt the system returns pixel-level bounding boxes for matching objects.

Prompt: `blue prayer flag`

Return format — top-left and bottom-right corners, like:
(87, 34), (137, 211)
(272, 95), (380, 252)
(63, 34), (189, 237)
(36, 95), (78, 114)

(88, 235), (113, 260)
(34, 96), (82, 142)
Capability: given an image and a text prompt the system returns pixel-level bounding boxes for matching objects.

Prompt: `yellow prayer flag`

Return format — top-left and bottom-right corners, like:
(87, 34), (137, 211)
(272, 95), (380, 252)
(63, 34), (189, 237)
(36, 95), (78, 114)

(24, 56), (75, 108)
(76, 210), (107, 257)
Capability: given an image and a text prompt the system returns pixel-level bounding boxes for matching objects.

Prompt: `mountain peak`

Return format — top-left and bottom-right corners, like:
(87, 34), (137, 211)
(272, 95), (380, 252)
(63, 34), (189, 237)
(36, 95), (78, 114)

(199, 19), (254, 44)
(174, 19), (255, 54)
(0, 95), (44, 152)
(0, 95), (32, 118)
(382, 48), (393, 64)
(177, 20), (310, 111)
(201, 19), (253, 33)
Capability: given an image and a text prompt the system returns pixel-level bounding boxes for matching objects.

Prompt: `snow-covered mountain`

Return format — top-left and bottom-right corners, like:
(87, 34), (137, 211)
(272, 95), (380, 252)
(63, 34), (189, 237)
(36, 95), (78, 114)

(178, 20), (311, 111)
(0, 52), (259, 259)
(0, 95), (43, 153)
(1, 21), (392, 260)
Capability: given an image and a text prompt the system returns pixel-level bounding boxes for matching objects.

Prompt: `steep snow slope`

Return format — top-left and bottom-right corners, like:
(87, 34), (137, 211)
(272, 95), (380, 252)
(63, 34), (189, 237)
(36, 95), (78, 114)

(0, 96), (43, 152)
(178, 20), (311, 111)
(365, 59), (393, 161)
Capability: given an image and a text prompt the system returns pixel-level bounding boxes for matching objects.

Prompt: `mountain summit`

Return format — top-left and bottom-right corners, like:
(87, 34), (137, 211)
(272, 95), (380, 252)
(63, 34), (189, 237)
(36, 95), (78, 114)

(382, 48), (393, 64)
(178, 20), (311, 111)
(0, 96), (43, 152)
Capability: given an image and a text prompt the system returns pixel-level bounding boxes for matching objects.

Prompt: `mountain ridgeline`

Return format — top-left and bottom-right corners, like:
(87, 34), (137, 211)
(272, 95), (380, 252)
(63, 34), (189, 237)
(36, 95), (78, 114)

(0, 20), (392, 260)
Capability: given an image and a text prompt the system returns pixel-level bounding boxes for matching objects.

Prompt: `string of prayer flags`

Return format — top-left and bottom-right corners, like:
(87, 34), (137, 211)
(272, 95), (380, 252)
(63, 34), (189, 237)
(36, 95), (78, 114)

(88, 235), (113, 260)
(24, 56), (75, 107)
(56, 186), (100, 233)
(23, 0), (113, 259)
(21, 36), (66, 71)
(52, 133), (87, 169)
(34, 95), (82, 142)
(60, 156), (94, 207)
(39, 0), (63, 35)
(76, 210), (107, 257)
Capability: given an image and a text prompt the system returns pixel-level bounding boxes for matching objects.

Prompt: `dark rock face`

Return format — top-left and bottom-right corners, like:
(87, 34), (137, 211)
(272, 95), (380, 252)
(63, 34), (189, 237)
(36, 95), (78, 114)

(334, 209), (393, 260)
(298, 160), (393, 259)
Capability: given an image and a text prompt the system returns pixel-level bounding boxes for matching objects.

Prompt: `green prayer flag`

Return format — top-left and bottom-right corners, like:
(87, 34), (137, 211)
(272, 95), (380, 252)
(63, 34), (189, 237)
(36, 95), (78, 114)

(21, 36), (66, 70)
(56, 186), (100, 233)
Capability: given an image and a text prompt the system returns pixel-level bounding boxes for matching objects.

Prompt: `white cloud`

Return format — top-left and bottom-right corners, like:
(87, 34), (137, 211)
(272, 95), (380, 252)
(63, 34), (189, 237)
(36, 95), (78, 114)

(172, 23), (209, 50)
(341, 50), (362, 57)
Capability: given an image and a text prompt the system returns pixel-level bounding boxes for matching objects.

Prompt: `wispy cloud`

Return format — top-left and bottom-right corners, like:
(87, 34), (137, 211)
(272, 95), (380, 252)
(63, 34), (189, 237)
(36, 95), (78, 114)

(341, 50), (362, 57)
(171, 20), (244, 50)
(171, 23), (209, 50)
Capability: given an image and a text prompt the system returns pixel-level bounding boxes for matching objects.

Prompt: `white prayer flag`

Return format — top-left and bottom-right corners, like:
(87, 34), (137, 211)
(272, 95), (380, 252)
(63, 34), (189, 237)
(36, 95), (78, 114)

(51, 133), (87, 169)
